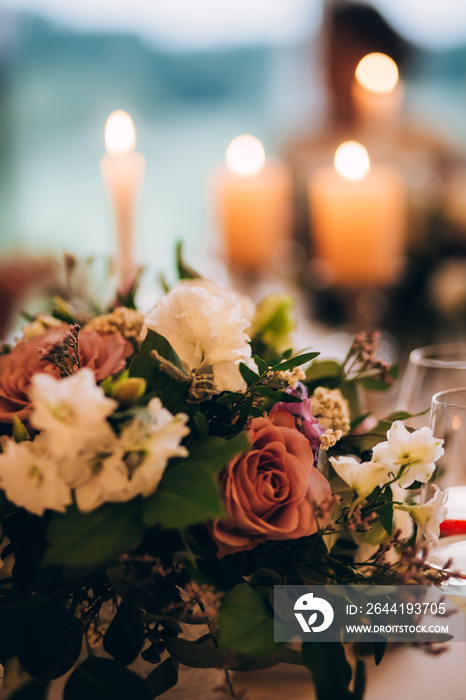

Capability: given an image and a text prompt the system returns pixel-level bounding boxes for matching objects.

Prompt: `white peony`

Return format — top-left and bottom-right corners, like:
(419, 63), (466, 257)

(329, 455), (392, 499)
(145, 280), (255, 392)
(29, 369), (118, 458)
(398, 486), (447, 545)
(372, 421), (444, 488)
(0, 435), (71, 516)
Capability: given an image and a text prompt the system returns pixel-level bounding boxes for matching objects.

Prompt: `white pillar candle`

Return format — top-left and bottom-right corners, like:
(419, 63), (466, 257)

(308, 141), (406, 287)
(100, 110), (145, 295)
(212, 135), (292, 271)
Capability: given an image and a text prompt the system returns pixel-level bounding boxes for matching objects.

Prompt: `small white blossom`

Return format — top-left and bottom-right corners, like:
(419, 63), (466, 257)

(118, 398), (190, 499)
(145, 280), (255, 392)
(372, 421), (444, 487)
(329, 455), (392, 499)
(0, 436), (71, 516)
(74, 449), (130, 512)
(30, 369), (118, 458)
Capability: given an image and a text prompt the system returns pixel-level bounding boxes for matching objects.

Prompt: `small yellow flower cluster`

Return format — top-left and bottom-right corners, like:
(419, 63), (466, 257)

(84, 307), (145, 341)
(319, 428), (343, 451)
(276, 367), (306, 388)
(22, 314), (62, 340)
(311, 386), (351, 434)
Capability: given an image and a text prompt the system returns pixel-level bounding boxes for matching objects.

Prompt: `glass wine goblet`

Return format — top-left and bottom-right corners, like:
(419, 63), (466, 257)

(397, 342), (466, 429)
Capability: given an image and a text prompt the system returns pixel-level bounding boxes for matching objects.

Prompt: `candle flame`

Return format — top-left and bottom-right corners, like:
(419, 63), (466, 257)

(334, 141), (370, 182)
(226, 135), (265, 176)
(105, 110), (136, 154)
(355, 53), (399, 94)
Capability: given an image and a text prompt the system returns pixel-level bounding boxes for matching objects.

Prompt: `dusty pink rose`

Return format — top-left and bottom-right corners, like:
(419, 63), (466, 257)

(211, 417), (332, 557)
(0, 325), (133, 422)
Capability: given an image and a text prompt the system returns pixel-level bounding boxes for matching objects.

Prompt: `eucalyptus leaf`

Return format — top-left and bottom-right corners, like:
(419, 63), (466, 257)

(302, 642), (353, 700)
(42, 501), (144, 570)
(64, 657), (151, 700)
(144, 657), (179, 698)
(18, 606), (82, 680)
(103, 601), (145, 666)
(218, 583), (277, 656)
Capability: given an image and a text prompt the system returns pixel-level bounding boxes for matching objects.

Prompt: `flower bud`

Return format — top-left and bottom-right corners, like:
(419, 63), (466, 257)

(12, 416), (30, 443)
(112, 377), (146, 405)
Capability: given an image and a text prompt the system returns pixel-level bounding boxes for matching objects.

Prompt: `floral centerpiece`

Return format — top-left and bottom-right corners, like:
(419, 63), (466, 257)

(0, 254), (448, 700)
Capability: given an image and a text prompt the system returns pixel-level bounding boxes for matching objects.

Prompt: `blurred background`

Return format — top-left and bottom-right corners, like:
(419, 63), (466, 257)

(2, 0), (466, 347)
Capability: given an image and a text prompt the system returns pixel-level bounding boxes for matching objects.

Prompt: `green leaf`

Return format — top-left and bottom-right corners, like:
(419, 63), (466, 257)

(103, 602), (145, 666)
(144, 657), (179, 698)
(374, 640), (387, 666)
(377, 486), (394, 535)
(305, 359), (342, 383)
(350, 412), (371, 431)
(175, 241), (201, 280)
(42, 501), (144, 570)
(360, 366), (399, 392)
(64, 657), (152, 700)
(253, 386), (302, 402)
(302, 642), (353, 700)
(165, 637), (224, 669)
(142, 433), (248, 529)
(239, 362), (260, 385)
(253, 355), (269, 375)
(18, 606), (82, 680)
(130, 328), (188, 381)
(271, 351), (319, 373)
(129, 329), (191, 414)
(218, 583), (277, 656)
(0, 594), (51, 663)
(192, 412), (209, 438)
(10, 681), (49, 700)
(165, 637), (303, 672)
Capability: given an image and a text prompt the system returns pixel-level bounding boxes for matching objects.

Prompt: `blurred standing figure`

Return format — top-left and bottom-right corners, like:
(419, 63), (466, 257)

(324, 2), (409, 128)
(284, 2), (411, 258)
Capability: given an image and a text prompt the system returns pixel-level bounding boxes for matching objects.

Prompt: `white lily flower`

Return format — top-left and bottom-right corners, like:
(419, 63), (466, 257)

(398, 486), (447, 545)
(30, 369), (118, 458)
(329, 455), (392, 499)
(0, 435), (71, 516)
(372, 421), (444, 487)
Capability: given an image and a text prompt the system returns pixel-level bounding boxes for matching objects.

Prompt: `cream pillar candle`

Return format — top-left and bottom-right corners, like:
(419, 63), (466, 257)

(308, 141), (406, 288)
(100, 110), (145, 295)
(213, 135), (292, 271)
(352, 53), (403, 126)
